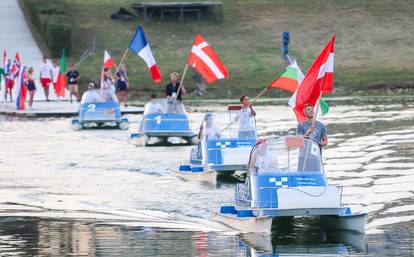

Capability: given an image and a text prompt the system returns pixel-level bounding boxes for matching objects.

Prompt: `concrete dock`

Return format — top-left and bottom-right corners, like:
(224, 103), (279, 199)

(0, 101), (143, 117)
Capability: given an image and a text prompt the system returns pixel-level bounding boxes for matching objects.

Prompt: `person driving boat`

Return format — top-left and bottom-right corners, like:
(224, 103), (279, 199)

(147, 94), (164, 114)
(253, 139), (278, 174)
(203, 113), (221, 140)
(81, 82), (100, 103)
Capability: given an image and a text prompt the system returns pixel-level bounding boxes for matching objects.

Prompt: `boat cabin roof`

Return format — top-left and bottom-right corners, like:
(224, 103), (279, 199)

(81, 89), (118, 104)
(144, 98), (186, 115)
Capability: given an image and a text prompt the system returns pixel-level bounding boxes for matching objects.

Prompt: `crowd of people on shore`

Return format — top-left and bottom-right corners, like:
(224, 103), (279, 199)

(0, 56), (134, 110)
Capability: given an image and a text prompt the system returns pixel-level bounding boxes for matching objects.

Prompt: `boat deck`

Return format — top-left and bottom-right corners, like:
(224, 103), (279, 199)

(0, 101), (144, 117)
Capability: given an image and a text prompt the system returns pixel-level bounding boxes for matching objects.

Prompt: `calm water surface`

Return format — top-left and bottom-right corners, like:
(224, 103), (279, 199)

(0, 97), (413, 256)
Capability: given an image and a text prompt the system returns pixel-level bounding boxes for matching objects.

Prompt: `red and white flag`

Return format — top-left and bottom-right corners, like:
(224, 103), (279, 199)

(289, 35), (335, 122)
(103, 50), (116, 69)
(3, 51), (7, 73)
(11, 52), (21, 79)
(186, 34), (228, 84)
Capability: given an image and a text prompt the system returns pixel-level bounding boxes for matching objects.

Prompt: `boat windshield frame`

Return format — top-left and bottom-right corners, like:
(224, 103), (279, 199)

(247, 136), (324, 175)
(144, 98), (186, 115)
(80, 89), (118, 104)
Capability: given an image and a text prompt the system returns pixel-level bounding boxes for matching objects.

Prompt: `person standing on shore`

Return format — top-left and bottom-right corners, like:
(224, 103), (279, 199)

(115, 64), (129, 107)
(4, 59), (14, 102)
(26, 67), (36, 110)
(39, 57), (53, 101)
(0, 66), (3, 95)
(66, 64), (80, 103)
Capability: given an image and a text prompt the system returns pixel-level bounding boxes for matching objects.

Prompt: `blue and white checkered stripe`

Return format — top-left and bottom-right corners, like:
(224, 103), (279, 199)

(269, 177), (289, 187)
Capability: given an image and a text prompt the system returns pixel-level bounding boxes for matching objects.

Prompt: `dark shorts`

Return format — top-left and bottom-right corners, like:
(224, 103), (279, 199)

(116, 81), (128, 92)
(27, 81), (36, 91)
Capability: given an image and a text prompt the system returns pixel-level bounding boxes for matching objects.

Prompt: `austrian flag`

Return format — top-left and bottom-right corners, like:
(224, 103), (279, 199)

(289, 35), (335, 122)
(187, 34), (228, 84)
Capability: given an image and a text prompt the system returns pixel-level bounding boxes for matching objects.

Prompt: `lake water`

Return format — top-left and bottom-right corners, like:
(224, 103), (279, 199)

(0, 97), (413, 256)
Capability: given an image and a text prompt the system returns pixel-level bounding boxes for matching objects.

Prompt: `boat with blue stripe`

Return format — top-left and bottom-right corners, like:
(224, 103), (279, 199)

(130, 99), (197, 145)
(173, 106), (257, 181)
(72, 92), (129, 130)
(213, 136), (366, 234)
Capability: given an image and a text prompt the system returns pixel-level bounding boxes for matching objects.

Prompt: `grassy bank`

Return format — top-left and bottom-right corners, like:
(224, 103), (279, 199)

(24, 0), (414, 99)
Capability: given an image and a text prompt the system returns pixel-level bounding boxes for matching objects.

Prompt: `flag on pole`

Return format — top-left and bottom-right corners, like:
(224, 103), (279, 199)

(103, 50), (116, 69)
(268, 60), (330, 116)
(320, 98), (329, 116)
(128, 26), (162, 83)
(55, 49), (67, 97)
(11, 52), (21, 79)
(289, 35), (335, 122)
(16, 67), (27, 110)
(3, 51), (7, 74)
(268, 60), (304, 93)
(186, 33), (228, 84)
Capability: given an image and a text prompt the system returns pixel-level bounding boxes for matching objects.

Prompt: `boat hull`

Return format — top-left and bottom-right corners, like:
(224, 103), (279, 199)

(172, 169), (217, 184)
(212, 213), (273, 234)
(319, 213), (366, 233)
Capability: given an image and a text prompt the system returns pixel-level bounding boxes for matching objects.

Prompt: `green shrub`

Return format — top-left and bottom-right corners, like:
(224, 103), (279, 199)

(45, 23), (71, 57)
(21, 0), (71, 57)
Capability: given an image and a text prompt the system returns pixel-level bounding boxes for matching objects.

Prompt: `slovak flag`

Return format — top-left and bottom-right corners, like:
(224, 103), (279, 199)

(128, 26), (162, 83)
(103, 50), (116, 69)
(11, 52), (21, 79)
(289, 35), (335, 122)
(186, 34), (228, 84)
(16, 67), (27, 110)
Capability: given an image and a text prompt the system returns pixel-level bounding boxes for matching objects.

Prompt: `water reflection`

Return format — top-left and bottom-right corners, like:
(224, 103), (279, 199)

(0, 217), (370, 256)
(1, 98), (414, 256)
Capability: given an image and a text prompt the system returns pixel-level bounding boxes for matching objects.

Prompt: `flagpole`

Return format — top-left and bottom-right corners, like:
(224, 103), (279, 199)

(115, 48), (129, 74)
(221, 66), (289, 132)
(176, 64), (189, 98)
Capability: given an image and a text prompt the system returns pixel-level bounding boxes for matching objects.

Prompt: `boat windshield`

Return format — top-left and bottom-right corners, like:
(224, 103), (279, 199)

(81, 89), (118, 104)
(247, 136), (323, 175)
(201, 106), (257, 140)
(144, 99), (186, 115)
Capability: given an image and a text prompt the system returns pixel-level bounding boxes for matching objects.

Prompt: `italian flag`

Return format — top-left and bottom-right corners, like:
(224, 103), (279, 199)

(268, 60), (330, 118)
(55, 49), (67, 97)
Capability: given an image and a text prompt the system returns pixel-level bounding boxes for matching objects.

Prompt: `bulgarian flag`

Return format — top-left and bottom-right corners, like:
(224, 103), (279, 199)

(16, 67), (27, 110)
(55, 49), (67, 97)
(289, 35), (335, 122)
(268, 60), (330, 117)
(268, 60), (304, 93)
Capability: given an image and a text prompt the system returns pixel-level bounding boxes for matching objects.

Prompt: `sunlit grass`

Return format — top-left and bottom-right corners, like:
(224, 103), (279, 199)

(52, 0), (414, 99)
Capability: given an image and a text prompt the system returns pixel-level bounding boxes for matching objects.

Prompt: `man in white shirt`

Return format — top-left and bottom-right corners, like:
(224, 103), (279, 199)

(235, 94), (257, 139)
(81, 83), (100, 103)
(204, 114), (221, 140)
(254, 140), (278, 174)
(39, 56), (53, 101)
(146, 94), (164, 114)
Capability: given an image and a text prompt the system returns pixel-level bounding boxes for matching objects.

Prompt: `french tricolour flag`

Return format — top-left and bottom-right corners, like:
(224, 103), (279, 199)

(128, 26), (162, 83)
